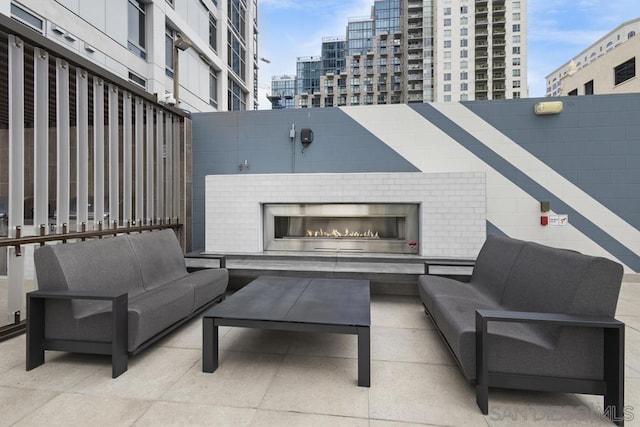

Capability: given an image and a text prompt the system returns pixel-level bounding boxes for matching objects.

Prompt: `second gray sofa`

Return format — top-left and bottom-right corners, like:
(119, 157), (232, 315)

(27, 229), (228, 377)
(419, 234), (626, 425)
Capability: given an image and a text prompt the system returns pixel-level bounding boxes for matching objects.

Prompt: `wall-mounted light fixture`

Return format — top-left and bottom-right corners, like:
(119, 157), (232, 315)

(238, 159), (249, 171)
(172, 33), (193, 106)
(534, 101), (563, 115)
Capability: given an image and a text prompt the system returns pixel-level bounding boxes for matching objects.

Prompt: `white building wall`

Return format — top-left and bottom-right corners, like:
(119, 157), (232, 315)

(3, 0), (258, 112)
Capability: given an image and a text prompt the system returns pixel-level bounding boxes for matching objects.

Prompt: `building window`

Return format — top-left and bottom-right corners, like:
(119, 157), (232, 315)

(460, 39), (468, 47)
(513, 91), (521, 98)
(460, 50), (468, 58)
(444, 84), (451, 92)
(614, 57), (636, 85)
(444, 73), (451, 81)
(228, 78), (246, 111)
(460, 71), (468, 80)
(460, 60), (468, 69)
(513, 57), (521, 66)
(210, 67), (218, 107)
(444, 95), (452, 101)
(513, 1), (521, 9)
(513, 35), (521, 43)
(11, 3), (43, 32)
(513, 12), (520, 20)
(513, 80), (521, 88)
(444, 18), (451, 26)
(568, 89), (578, 96)
(444, 7), (451, 15)
(128, 71), (146, 88)
(460, 93), (469, 101)
(460, 82), (468, 91)
(513, 69), (520, 77)
(513, 24), (520, 32)
(165, 26), (174, 77)
(460, 6), (468, 14)
(460, 16), (468, 25)
(444, 62), (451, 70)
(444, 40), (451, 48)
(629, 31), (636, 39)
(460, 27), (468, 36)
(513, 46), (520, 54)
(227, 31), (246, 81)
(584, 80), (594, 95)
(209, 14), (217, 52)
(128, 0), (146, 59)
(444, 51), (452, 59)
(228, 0), (246, 42)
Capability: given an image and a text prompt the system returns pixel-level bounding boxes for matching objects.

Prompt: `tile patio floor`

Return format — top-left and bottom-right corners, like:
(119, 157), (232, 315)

(0, 282), (639, 426)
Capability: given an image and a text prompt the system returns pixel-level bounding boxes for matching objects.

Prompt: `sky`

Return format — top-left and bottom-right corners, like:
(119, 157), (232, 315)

(255, 0), (640, 109)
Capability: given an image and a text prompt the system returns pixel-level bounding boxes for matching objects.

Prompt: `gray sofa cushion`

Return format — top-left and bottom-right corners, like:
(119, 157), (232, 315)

(126, 284), (195, 350)
(34, 236), (144, 318)
(470, 234), (525, 302)
(163, 268), (229, 309)
(418, 274), (494, 315)
(501, 242), (592, 315)
(127, 229), (189, 290)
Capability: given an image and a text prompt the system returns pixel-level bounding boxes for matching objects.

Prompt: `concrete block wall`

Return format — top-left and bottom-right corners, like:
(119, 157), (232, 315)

(205, 172), (486, 258)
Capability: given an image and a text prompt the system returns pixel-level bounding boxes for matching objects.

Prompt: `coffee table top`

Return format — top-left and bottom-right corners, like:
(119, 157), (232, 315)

(204, 276), (370, 327)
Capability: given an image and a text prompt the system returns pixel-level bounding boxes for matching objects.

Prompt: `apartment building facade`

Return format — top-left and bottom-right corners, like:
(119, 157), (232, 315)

(6, 0), (259, 111)
(285, 0), (526, 109)
(545, 18), (640, 97)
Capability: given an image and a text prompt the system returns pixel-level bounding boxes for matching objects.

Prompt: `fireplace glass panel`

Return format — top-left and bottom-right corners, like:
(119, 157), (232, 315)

(274, 216), (405, 240)
(264, 203), (419, 253)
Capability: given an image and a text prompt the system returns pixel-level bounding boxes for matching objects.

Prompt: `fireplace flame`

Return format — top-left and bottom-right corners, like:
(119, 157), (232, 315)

(305, 228), (380, 239)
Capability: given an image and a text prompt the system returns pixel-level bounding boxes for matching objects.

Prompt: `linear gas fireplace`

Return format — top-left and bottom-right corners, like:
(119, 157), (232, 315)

(263, 203), (419, 254)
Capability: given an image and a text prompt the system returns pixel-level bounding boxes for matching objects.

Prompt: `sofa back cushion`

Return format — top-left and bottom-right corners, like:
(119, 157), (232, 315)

(568, 256), (623, 317)
(126, 229), (188, 290)
(34, 235), (144, 318)
(470, 234), (525, 302)
(501, 242), (592, 314)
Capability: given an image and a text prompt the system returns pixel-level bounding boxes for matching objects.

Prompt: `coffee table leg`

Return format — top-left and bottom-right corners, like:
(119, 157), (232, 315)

(202, 317), (218, 373)
(357, 326), (370, 387)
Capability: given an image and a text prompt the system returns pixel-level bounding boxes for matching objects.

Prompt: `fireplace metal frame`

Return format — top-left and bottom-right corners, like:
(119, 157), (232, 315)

(263, 203), (419, 254)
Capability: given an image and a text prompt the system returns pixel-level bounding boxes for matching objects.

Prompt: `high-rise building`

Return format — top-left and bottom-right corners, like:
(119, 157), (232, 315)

(545, 18), (640, 97)
(267, 75), (296, 109)
(290, 0), (526, 108)
(6, 0), (259, 111)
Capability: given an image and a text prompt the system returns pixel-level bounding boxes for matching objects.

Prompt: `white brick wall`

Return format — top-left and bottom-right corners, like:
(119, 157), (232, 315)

(205, 172), (486, 258)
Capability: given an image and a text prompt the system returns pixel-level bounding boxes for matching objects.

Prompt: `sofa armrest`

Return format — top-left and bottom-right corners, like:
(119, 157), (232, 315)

(26, 289), (128, 378)
(475, 309), (624, 328)
(424, 259), (475, 275)
(185, 253), (227, 270)
(474, 309), (624, 421)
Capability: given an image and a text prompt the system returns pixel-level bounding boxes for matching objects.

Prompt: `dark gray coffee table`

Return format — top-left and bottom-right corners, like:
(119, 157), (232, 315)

(202, 275), (371, 387)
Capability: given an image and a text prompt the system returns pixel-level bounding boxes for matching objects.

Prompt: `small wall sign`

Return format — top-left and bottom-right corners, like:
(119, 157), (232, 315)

(548, 214), (568, 226)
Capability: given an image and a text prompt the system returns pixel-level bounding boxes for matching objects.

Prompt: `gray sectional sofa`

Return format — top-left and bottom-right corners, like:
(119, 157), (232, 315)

(419, 234), (626, 426)
(27, 229), (228, 378)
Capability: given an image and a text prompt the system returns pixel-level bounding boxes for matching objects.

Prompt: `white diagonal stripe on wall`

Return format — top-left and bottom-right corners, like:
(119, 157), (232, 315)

(340, 104), (633, 271)
(433, 102), (640, 259)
